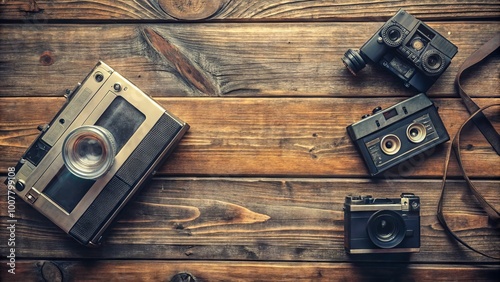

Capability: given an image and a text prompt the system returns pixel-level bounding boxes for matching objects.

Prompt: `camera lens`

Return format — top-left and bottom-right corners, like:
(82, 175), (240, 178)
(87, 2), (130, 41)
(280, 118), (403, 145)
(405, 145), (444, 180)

(406, 123), (427, 143)
(380, 134), (401, 155)
(342, 49), (366, 75)
(382, 25), (405, 47)
(422, 50), (445, 75)
(388, 29), (400, 42)
(367, 210), (406, 249)
(62, 125), (117, 179)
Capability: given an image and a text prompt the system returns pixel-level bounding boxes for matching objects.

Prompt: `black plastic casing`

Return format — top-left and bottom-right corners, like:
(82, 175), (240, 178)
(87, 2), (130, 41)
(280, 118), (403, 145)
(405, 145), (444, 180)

(353, 9), (458, 92)
(344, 194), (420, 254)
(346, 94), (449, 176)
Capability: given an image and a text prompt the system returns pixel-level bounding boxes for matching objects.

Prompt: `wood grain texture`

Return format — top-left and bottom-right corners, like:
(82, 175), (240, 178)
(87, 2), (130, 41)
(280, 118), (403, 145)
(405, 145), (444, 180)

(0, 23), (498, 98)
(1, 1), (499, 280)
(0, 0), (499, 21)
(1, 97), (499, 177)
(2, 260), (499, 281)
(0, 178), (498, 262)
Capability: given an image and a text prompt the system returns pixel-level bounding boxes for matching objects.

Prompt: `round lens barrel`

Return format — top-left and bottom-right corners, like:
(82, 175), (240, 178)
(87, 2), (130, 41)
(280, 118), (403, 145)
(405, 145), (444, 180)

(367, 210), (407, 249)
(342, 49), (366, 75)
(380, 134), (401, 155)
(62, 125), (117, 179)
(406, 123), (427, 143)
(422, 50), (445, 75)
(381, 24), (405, 47)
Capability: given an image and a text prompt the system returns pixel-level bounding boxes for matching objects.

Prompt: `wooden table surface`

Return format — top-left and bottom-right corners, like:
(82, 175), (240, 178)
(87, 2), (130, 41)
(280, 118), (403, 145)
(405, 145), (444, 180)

(1, 1), (499, 281)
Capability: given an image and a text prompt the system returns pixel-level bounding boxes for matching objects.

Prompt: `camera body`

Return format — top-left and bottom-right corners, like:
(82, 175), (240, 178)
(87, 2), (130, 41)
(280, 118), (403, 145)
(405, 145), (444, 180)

(342, 9), (458, 93)
(344, 193), (420, 254)
(8, 61), (189, 246)
(346, 93), (449, 176)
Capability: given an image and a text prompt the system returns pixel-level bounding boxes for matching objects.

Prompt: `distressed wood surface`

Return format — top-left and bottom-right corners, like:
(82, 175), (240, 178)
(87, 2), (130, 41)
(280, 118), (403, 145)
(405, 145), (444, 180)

(1, 1), (499, 281)
(1, 97), (499, 178)
(0, 0), (499, 21)
(0, 178), (498, 262)
(2, 261), (499, 281)
(0, 23), (499, 98)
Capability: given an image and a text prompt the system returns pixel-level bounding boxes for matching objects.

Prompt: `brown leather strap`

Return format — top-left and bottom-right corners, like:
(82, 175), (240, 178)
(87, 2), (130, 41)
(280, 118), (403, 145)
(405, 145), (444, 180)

(455, 34), (500, 154)
(437, 34), (500, 259)
(437, 104), (500, 260)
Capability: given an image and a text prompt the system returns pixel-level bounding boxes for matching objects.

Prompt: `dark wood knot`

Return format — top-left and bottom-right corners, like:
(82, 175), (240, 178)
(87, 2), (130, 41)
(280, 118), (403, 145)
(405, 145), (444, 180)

(158, 0), (229, 20)
(39, 50), (55, 66)
(40, 261), (63, 282)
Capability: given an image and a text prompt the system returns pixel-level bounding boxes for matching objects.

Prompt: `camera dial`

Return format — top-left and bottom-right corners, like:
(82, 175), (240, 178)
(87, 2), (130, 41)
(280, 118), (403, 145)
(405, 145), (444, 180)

(409, 37), (426, 52)
(372, 106), (382, 114)
(94, 72), (104, 82)
(381, 24), (406, 47)
(62, 125), (117, 179)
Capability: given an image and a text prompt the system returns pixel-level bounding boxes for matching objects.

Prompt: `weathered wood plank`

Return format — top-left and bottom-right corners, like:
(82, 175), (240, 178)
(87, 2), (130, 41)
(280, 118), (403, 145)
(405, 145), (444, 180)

(0, 178), (498, 262)
(2, 260), (499, 281)
(0, 23), (498, 98)
(0, 0), (499, 21)
(1, 97), (499, 178)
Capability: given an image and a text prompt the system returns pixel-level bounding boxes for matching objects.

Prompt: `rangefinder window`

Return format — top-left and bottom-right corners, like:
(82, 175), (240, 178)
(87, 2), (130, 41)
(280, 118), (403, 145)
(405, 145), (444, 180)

(24, 139), (51, 166)
(383, 108), (398, 120)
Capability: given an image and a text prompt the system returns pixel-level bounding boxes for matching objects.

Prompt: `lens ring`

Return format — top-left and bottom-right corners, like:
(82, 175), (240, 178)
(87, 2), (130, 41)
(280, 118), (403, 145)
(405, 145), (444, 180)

(342, 49), (366, 75)
(380, 134), (401, 155)
(367, 210), (407, 249)
(381, 24), (405, 47)
(62, 125), (116, 179)
(406, 123), (427, 143)
(422, 49), (445, 75)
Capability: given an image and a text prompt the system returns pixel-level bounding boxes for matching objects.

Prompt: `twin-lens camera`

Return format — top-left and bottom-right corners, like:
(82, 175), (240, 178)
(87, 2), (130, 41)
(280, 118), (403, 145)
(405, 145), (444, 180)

(346, 93), (449, 176)
(8, 61), (189, 246)
(342, 9), (458, 93)
(344, 193), (420, 254)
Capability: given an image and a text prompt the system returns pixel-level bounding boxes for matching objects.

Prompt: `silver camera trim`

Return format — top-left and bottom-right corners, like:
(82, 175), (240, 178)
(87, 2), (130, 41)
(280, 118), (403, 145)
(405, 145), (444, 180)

(344, 194), (420, 254)
(11, 62), (189, 244)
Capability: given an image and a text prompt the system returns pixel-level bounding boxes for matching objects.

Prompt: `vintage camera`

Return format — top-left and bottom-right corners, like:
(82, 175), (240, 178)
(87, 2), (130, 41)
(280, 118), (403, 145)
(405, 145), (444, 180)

(342, 9), (458, 93)
(344, 193), (420, 254)
(346, 93), (449, 176)
(7, 61), (189, 246)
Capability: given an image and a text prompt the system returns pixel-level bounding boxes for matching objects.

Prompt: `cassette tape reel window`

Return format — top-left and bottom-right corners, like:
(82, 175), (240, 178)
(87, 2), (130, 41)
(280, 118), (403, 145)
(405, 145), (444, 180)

(346, 94), (449, 176)
(9, 61), (189, 246)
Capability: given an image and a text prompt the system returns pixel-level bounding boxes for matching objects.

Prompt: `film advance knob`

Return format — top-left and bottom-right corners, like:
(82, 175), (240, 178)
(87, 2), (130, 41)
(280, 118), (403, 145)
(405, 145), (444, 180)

(15, 180), (25, 192)
(37, 124), (50, 132)
(372, 106), (382, 114)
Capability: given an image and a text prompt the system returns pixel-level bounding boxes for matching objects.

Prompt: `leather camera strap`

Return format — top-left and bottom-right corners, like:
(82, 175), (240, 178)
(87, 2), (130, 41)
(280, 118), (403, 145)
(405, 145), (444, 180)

(455, 34), (500, 154)
(437, 34), (500, 260)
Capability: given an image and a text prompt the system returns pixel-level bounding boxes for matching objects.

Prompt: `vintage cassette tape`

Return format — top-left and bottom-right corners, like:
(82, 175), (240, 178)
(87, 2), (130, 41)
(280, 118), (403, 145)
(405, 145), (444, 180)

(7, 61), (189, 246)
(346, 93), (449, 176)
